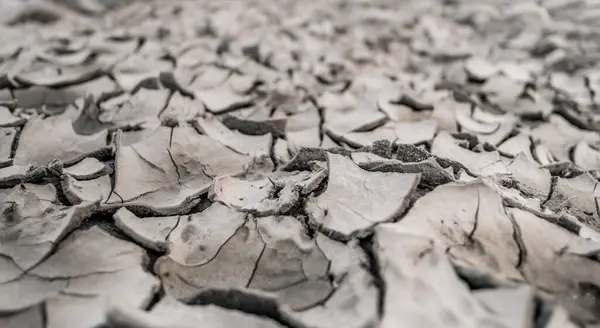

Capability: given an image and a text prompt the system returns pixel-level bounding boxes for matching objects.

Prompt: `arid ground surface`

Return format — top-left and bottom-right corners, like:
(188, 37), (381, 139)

(2, 0), (600, 327)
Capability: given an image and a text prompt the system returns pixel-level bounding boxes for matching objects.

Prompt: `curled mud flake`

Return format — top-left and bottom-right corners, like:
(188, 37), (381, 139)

(13, 113), (108, 167)
(391, 181), (522, 281)
(286, 102), (322, 153)
(160, 92), (205, 124)
(572, 140), (600, 171)
(209, 175), (299, 216)
(464, 57), (498, 82)
(165, 203), (246, 267)
(545, 173), (600, 232)
(375, 229), (504, 327)
(99, 87), (170, 129)
(194, 80), (256, 115)
(61, 174), (111, 204)
(327, 123), (397, 149)
(0, 107), (25, 127)
(394, 119), (438, 145)
(432, 131), (509, 176)
(158, 219), (265, 299)
(113, 208), (179, 252)
(194, 115), (272, 157)
(106, 126), (253, 215)
(62, 157), (110, 180)
(531, 115), (600, 163)
(0, 227), (159, 324)
(305, 152), (420, 239)
(0, 183), (95, 273)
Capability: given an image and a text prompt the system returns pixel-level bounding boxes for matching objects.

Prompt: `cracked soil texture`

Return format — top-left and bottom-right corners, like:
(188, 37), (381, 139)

(2, 0), (600, 327)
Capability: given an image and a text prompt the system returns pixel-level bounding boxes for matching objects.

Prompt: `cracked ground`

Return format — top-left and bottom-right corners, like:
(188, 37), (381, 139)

(2, 0), (600, 327)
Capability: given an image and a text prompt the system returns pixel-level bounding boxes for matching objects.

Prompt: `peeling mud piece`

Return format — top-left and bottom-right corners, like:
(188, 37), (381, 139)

(0, 107), (25, 127)
(13, 114), (109, 167)
(508, 208), (600, 322)
(63, 157), (110, 180)
(160, 213), (333, 311)
(393, 180), (600, 321)
(210, 176), (299, 216)
(506, 153), (552, 200)
(0, 227), (159, 327)
(480, 75), (525, 111)
(269, 169), (328, 196)
(272, 235), (377, 328)
(0, 127), (16, 166)
(474, 286), (536, 328)
(393, 181), (522, 281)
(107, 295), (286, 328)
(286, 102), (322, 153)
(61, 174), (112, 204)
(99, 87), (170, 128)
(328, 123), (396, 149)
(113, 208), (179, 252)
(394, 119), (438, 145)
(0, 183), (96, 276)
(545, 173), (600, 232)
(531, 115), (600, 163)
(324, 106), (388, 135)
(498, 134), (534, 162)
(572, 140), (600, 171)
(464, 57), (498, 81)
(194, 115), (272, 157)
(112, 43), (173, 91)
(221, 114), (287, 138)
(195, 82), (255, 114)
(305, 152), (420, 239)
(13, 62), (103, 88)
(285, 265), (379, 328)
(374, 229), (503, 328)
(352, 152), (454, 188)
(456, 107), (516, 146)
(432, 131), (509, 176)
(162, 203), (246, 268)
(160, 92), (205, 124)
(247, 216), (333, 310)
(106, 127), (254, 215)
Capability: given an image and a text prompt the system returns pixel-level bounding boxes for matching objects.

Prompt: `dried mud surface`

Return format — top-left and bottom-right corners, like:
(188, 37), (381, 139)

(2, 0), (600, 327)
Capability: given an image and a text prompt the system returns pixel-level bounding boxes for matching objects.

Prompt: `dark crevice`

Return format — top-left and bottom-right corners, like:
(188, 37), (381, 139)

(358, 234), (386, 319)
(269, 135), (278, 171)
(466, 190), (481, 241)
(309, 97), (325, 144)
(41, 303), (48, 328)
(9, 126), (22, 159)
(157, 90), (174, 118)
(506, 211), (528, 274)
(541, 176), (558, 210)
(245, 243), (267, 288)
(165, 215), (182, 241)
(143, 285), (164, 311)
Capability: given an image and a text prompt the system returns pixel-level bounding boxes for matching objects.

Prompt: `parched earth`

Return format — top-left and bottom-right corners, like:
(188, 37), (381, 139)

(2, 0), (600, 327)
